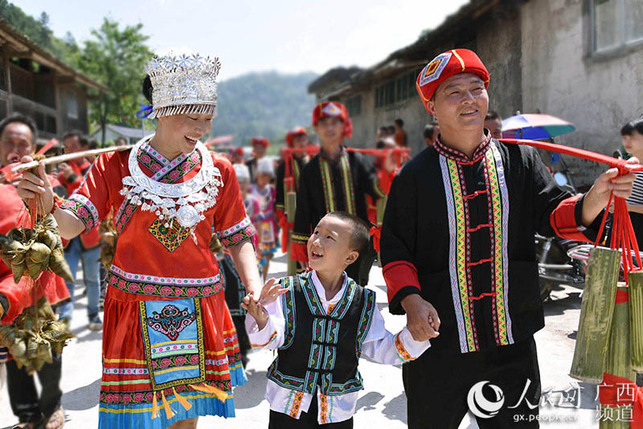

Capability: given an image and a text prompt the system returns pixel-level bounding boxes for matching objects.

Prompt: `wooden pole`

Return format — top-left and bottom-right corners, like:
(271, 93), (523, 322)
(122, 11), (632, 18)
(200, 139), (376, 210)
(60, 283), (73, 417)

(376, 196), (387, 268)
(286, 191), (297, 276)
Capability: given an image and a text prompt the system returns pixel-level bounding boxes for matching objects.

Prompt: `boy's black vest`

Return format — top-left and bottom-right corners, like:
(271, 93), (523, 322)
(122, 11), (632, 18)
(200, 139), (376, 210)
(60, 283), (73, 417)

(267, 273), (376, 396)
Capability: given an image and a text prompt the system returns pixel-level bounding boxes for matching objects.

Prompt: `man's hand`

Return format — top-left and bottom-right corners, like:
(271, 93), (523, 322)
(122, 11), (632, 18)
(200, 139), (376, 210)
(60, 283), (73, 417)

(401, 294), (440, 341)
(383, 150), (397, 174)
(241, 292), (269, 330)
(582, 157), (639, 226)
(57, 162), (74, 180)
(16, 156), (54, 215)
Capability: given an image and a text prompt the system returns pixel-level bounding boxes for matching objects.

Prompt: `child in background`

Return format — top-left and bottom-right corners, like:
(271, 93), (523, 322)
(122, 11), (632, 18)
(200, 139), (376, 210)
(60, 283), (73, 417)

(243, 212), (433, 428)
(250, 158), (278, 281)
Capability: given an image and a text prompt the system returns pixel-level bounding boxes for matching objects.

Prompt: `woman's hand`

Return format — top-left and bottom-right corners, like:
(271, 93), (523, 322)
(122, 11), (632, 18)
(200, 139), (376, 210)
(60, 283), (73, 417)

(256, 278), (287, 306)
(241, 292), (269, 330)
(16, 156), (54, 215)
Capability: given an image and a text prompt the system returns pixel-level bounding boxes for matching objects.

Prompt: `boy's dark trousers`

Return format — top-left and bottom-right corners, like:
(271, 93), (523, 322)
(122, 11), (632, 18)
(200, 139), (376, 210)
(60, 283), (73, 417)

(6, 352), (63, 424)
(268, 394), (353, 429)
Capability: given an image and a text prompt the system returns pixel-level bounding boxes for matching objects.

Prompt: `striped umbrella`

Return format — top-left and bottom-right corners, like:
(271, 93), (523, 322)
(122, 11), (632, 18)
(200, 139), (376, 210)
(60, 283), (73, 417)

(501, 113), (575, 140)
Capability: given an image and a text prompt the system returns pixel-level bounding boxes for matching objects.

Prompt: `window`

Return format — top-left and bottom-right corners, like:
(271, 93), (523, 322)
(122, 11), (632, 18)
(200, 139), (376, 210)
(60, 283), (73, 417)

(591, 0), (643, 53)
(375, 70), (420, 109)
(67, 90), (78, 119)
(345, 95), (362, 117)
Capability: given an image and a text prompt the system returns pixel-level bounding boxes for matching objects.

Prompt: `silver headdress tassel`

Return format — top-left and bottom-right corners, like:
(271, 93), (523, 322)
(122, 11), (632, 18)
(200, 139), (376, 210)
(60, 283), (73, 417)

(145, 53), (222, 119)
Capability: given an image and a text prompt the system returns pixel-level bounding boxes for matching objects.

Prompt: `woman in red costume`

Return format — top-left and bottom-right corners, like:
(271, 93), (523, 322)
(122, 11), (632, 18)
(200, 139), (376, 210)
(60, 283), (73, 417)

(17, 54), (264, 429)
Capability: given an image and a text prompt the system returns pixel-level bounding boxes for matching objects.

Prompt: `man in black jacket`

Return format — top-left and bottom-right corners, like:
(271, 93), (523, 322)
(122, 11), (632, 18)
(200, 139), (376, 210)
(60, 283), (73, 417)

(381, 48), (636, 428)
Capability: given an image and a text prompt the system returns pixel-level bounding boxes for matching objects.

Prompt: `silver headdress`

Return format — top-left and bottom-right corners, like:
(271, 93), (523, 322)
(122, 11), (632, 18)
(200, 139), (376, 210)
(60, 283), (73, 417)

(145, 53), (222, 119)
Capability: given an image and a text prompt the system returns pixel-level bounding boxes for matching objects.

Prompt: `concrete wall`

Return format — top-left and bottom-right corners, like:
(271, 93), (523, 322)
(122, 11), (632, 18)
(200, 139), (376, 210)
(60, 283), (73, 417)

(477, 3), (522, 120)
(521, 0), (643, 186)
(338, 83), (429, 155)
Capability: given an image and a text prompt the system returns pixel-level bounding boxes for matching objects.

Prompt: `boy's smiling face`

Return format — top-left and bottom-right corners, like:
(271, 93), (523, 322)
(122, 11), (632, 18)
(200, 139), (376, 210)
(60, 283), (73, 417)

(307, 215), (359, 274)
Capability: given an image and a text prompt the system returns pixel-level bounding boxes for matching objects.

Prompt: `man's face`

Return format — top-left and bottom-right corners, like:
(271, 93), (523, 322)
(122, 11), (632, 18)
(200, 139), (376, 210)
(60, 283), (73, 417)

(253, 144), (266, 159)
(314, 116), (344, 149)
(307, 215), (358, 274)
(1, 122), (33, 166)
(63, 135), (83, 154)
(485, 118), (503, 139)
(428, 73), (488, 135)
(292, 134), (308, 149)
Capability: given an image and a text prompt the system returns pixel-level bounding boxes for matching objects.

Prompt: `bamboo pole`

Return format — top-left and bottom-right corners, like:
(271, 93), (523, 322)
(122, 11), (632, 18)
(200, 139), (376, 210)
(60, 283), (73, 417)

(376, 196), (387, 268)
(570, 247), (621, 383)
(286, 191), (297, 276)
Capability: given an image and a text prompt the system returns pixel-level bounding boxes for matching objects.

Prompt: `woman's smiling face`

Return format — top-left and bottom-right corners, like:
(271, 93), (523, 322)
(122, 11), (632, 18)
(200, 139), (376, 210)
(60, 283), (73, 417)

(157, 111), (213, 155)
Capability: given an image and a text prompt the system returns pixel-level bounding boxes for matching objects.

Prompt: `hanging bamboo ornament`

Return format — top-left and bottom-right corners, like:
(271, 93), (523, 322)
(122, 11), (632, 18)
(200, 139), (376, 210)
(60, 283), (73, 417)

(570, 247), (621, 383)
(599, 287), (637, 429)
(628, 271), (643, 372)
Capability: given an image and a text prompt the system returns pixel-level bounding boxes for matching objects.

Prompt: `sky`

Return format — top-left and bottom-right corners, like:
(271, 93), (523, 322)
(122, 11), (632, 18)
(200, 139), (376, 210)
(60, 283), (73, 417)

(13, 0), (469, 81)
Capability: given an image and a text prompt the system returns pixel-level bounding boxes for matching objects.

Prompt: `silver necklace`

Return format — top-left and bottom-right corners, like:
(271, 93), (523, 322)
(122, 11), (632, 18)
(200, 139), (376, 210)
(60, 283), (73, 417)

(120, 135), (223, 242)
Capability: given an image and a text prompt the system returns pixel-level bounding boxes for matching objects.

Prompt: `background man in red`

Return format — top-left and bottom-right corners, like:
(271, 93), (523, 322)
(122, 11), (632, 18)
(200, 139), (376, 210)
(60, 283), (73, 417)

(0, 113), (69, 429)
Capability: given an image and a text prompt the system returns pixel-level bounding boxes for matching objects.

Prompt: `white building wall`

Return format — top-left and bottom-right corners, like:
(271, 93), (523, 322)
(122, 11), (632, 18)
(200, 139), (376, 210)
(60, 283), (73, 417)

(521, 0), (643, 186)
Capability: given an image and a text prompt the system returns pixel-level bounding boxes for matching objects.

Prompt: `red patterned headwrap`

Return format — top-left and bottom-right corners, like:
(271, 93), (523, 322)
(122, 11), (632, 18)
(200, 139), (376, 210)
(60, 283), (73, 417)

(251, 137), (270, 148)
(312, 102), (353, 139)
(285, 126), (308, 147)
(416, 48), (490, 112)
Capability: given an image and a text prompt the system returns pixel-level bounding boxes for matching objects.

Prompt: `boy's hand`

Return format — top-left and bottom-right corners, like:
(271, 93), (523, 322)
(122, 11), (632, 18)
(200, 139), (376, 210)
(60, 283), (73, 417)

(257, 278), (288, 306)
(242, 292), (269, 330)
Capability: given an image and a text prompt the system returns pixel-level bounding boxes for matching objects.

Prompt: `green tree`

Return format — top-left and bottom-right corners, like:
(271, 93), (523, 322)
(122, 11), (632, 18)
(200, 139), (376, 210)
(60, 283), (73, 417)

(76, 18), (152, 144)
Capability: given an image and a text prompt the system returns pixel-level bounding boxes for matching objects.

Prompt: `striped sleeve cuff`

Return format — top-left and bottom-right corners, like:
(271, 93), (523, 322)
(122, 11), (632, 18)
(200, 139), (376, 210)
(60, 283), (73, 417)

(61, 194), (100, 230)
(217, 217), (257, 248)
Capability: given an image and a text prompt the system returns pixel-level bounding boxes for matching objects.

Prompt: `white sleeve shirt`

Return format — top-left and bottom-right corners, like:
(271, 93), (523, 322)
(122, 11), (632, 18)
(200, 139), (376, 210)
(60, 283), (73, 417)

(245, 271), (431, 424)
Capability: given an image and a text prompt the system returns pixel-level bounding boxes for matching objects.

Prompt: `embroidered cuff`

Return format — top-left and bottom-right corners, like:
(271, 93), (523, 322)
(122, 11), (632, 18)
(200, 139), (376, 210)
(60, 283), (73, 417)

(394, 332), (413, 362)
(61, 194), (100, 230)
(396, 328), (431, 362)
(245, 314), (278, 348)
(217, 217), (257, 248)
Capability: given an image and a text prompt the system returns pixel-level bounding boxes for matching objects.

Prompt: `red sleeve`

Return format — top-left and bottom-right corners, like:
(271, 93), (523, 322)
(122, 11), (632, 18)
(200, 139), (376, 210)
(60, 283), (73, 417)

(291, 242), (308, 262)
(0, 275), (31, 323)
(382, 261), (421, 303)
(550, 194), (595, 242)
(376, 169), (394, 196)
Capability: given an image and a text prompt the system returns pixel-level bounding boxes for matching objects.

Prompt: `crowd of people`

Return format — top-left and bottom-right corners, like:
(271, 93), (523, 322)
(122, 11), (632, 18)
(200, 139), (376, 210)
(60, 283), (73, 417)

(0, 48), (640, 429)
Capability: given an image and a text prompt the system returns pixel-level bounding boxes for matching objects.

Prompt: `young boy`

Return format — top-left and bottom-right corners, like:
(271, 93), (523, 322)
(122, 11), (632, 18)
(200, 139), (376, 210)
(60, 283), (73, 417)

(244, 212), (433, 428)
